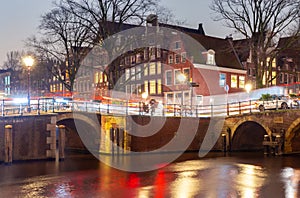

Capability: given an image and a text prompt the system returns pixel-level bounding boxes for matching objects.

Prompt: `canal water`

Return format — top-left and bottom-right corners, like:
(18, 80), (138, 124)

(0, 152), (299, 198)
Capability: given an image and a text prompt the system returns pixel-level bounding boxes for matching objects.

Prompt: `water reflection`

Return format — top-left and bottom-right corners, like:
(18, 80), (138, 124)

(281, 167), (300, 198)
(0, 153), (300, 197)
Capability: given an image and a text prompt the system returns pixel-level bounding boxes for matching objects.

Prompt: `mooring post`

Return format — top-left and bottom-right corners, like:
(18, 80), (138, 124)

(4, 125), (13, 165)
(58, 125), (66, 160)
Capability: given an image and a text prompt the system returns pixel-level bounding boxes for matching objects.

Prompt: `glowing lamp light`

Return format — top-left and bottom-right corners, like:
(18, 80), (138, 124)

(245, 83), (252, 93)
(13, 98), (28, 104)
(23, 56), (34, 67)
(177, 73), (186, 83)
(141, 92), (148, 100)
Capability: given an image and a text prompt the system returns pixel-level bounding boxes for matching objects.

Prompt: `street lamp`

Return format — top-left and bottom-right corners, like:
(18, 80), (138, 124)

(245, 83), (252, 94)
(23, 56), (34, 113)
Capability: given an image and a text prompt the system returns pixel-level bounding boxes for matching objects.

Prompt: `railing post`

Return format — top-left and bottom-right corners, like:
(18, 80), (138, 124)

(107, 101), (110, 114)
(126, 101), (128, 116)
(37, 98), (40, 115)
(2, 99), (4, 116)
(52, 98), (55, 113)
(239, 102), (241, 115)
(249, 100), (252, 113)
(85, 102), (88, 112)
(4, 125), (13, 165)
(210, 104), (213, 117)
(19, 103), (23, 116)
(227, 103), (229, 116)
(173, 104), (176, 117)
(196, 105), (198, 118)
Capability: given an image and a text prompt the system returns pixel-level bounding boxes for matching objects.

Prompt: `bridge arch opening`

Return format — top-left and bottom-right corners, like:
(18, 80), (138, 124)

(289, 123), (300, 152)
(57, 118), (100, 154)
(231, 121), (267, 151)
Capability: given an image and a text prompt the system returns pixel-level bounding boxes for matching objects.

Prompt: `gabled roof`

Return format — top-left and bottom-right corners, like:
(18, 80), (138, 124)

(158, 23), (205, 35)
(183, 32), (244, 70)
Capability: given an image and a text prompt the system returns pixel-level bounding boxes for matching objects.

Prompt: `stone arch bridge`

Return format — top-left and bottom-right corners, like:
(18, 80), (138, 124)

(56, 110), (300, 154)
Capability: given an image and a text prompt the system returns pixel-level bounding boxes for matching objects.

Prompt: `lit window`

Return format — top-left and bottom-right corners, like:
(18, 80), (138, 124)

(149, 62), (156, 75)
(144, 64), (148, 76)
(157, 79), (162, 94)
(165, 70), (172, 85)
(219, 73), (226, 87)
(94, 72), (99, 83)
(150, 80), (156, 94)
(231, 75), (238, 88)
(157, 62), (161, 74)
(144, 81), (148, 93)
(239, 76), (245, 88)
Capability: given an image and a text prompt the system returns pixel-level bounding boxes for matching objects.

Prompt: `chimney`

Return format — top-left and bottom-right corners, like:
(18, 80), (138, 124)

(198, 23), (205, 35)
(146, 14), (158, 26)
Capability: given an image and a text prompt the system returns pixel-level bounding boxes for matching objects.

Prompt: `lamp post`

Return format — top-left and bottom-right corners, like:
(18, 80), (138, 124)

(23, 56), (34, 113)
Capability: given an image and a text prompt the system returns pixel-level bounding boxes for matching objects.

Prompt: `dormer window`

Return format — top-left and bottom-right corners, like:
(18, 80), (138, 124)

(206, 49), (216, 65)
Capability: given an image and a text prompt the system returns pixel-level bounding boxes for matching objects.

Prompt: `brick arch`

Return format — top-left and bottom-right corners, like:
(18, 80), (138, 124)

(285, 118), (300, 153)
(229, 116), (272, 139)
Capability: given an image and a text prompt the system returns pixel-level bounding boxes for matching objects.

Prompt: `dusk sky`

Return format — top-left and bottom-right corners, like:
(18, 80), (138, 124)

(0, 0), (233, 65)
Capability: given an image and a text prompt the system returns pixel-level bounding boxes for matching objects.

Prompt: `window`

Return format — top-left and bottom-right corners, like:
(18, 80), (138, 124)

(144, 80), (148, 93)
(150, 46), (156, 60)
(131, 55), (136, 64)
(239, 76), (245, 88)
(131, 84), (136, 95)
(183, 68), (190, 80)
(175, 41), (181, 49)
(131, 67), (136, 81)
(94, 72), (99, 83)
(157, 79), (162, 94)
(219, 73), (226, 87)
(206, 49), (216, 65)
(231, 75), (238, 88)
(149, 80), (156, 94)
(136, 66), (141, 80)
(144, 64), (148, 76)
(157, 62), (161, 74)
(175, 54), (180, 64)
(181, 52), (187, 63)
(125, 69), (130, 80)
(167, 93), (173, 104)
(165, 70), (172, 85)
(149, 62), (156, 75)
(168, 54), (173, 64)
(157, 45), (161, 58)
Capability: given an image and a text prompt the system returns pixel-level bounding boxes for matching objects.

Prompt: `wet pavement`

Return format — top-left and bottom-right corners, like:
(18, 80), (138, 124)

(0, 152), (300, 197)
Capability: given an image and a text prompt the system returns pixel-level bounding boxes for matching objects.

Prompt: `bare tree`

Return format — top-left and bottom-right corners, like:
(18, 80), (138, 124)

(2, 51), (24, 71)
(57, 0), (160, 88)
(211, 0), (300, 88)
(28, 0), (160, 92)
(27, 6), (94, 92)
